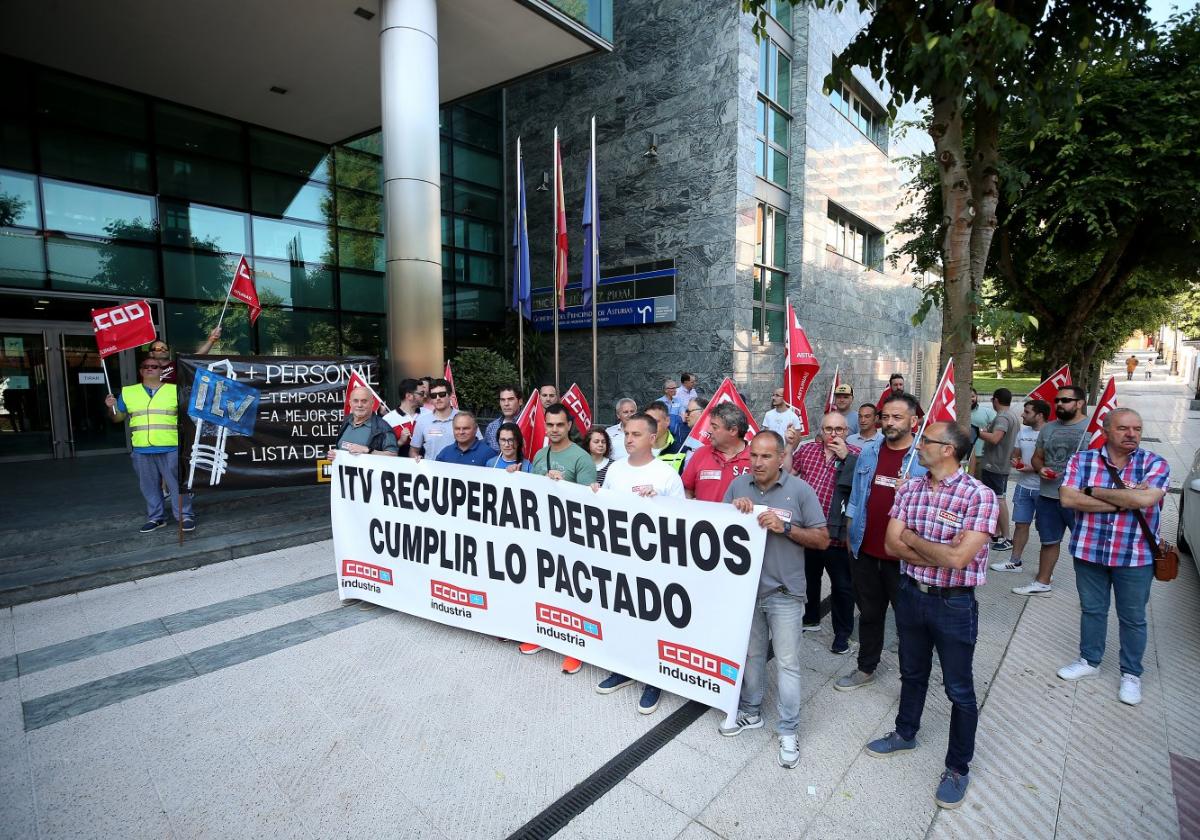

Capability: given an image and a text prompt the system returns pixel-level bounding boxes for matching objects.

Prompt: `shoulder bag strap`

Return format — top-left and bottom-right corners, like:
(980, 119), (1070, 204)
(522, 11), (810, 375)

(1100, 459), (1163, 558)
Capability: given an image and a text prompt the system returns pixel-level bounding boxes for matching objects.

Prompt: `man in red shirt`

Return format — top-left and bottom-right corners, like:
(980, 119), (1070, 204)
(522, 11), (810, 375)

(682, 403), (751, 502)
(791, 412), (860, 653)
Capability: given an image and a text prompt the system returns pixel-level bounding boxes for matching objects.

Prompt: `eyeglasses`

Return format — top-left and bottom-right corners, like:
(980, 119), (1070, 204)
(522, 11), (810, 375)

(1054, 397), (1079, 404)
(430, 391), (449, 398)
(686, 407), (701, 415)
(920, 434), (952, 446)
(821, 426), (848, 434)
(140, 364), (162, 370)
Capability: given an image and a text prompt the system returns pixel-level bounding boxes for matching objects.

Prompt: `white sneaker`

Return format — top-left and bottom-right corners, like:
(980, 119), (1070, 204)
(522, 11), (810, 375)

(1012, 581), (1052, 596)
(1119, 674), (1142, 705)
(991, 559), (1023, 572)
(1057, 658), (1100, 681)
(778, 734), (800, 769)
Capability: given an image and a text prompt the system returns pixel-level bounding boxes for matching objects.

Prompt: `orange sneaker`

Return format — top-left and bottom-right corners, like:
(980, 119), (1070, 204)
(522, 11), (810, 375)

(562, 657), (583, 674)
(518, 642), (543, 655)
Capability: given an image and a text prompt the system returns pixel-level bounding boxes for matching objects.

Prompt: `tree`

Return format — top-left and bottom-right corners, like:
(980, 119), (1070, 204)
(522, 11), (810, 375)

(450, 347), (520, 415)
(893, 8), (1200, 395)
(745, 0), (1148, 423)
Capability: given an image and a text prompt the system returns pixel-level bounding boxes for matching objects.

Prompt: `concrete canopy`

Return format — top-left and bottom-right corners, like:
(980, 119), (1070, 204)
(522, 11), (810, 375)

(0, 0), (609, 144)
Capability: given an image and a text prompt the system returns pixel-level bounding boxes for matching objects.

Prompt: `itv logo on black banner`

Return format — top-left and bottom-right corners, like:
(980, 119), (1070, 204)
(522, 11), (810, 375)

(341, 560), (393, 595)
(430, 580), (487, 619)
(657, 640), (741, 695)
(535, 602), (603, 648)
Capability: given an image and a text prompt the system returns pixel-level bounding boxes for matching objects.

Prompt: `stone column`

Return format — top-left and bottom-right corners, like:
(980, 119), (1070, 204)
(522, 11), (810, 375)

(380, 0), (442, 396)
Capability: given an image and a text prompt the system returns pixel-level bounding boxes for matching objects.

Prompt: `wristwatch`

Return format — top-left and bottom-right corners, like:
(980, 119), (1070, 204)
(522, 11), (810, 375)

(782, 520), (793, 535)
(1084, 486), (1094, 496)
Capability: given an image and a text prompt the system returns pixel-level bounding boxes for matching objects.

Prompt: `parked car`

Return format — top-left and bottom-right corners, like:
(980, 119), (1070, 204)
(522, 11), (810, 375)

(1176, 447), (1200, 557)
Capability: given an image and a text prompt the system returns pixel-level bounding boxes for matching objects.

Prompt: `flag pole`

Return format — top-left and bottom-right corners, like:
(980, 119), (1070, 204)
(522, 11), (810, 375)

(784, 301), (794, 413)
(590, 116), (598, 412)
(552, 127), (560, 392)
(515, 137), (526, 392)
(214, 255), (241, 333)
(101, 356), (117, 415)
(902, 358), (950, 477)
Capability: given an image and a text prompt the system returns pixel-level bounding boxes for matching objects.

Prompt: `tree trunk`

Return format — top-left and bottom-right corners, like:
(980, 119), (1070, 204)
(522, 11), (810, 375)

(930, 86), (973, 429)
(964, 101), (1001, 419)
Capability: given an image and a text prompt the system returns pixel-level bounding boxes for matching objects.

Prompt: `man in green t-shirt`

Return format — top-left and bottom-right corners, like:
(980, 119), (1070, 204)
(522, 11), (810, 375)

(530, 403), (597, 484)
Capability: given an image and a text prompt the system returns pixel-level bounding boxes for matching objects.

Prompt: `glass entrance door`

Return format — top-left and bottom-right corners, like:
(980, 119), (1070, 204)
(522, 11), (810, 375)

(60, 331), (128, 454)
(0, 331), (55, 459)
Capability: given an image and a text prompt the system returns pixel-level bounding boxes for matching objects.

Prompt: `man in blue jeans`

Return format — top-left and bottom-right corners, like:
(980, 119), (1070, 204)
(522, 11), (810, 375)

(864, 422), (997, 810)
(719, 431), (828, 769)
(1057, 408), (1169, 706)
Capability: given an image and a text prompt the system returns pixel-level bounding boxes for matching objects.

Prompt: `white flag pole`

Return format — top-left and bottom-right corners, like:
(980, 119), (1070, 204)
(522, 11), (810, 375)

(101, 355), (117, 415)
(214, 256), (241, 333)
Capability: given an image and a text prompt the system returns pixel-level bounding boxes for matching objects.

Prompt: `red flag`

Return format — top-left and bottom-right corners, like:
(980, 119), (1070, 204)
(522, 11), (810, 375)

(229, 256), (262, 324)
(927, 359), (956, 423)
(874, 384), (893, 414)
(684, 378), (760, 449)
(1027, 364), (1073, 404)
(91, 300), (156, 358)
(561, 383), (592, 436)
(553, 129), (568, 311)
(381, 407), (417, 442)
(343, 370), (382, 416)
(824, 366), (841, 414)
(784, 301), (820, 436)
(516, 391), (548, 458)
(443, 361), (459, 409)
(1085, 376), (1118, 450)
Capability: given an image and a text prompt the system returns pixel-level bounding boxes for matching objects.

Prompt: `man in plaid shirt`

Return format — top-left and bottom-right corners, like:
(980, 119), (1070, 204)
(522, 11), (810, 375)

(1056, 407), (1169, 706)
(791, 412), (860, 653)
(861, 421), (998, 812)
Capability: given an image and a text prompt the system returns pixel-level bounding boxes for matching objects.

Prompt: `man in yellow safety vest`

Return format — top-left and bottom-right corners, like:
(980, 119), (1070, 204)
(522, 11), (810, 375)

(105, 354), (194, 533)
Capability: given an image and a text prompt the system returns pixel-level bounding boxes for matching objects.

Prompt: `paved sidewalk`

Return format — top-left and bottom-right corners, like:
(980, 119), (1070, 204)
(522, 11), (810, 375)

(0, 375), (1196, 839)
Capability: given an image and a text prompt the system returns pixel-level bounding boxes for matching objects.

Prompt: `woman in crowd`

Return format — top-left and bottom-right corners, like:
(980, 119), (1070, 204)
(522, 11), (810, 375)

(586, 425), (614, 486)
(487, 422), (532, 472)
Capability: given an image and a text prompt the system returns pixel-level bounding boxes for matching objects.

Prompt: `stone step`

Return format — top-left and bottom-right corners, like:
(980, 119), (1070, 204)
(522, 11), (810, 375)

(0, 519), (334, 608)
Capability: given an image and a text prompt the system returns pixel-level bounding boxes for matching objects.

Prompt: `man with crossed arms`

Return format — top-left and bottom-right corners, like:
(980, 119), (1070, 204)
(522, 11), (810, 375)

(864, 421), (997, 811)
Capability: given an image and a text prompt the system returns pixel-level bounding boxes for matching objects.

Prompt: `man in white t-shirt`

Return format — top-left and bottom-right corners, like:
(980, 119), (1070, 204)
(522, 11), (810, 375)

(991, 398), (1050, 573)
(601, 412), (685, 498)
(762, 387), (804, 438)
(594, 411), (683, 715)
(606, 397), (638, 461)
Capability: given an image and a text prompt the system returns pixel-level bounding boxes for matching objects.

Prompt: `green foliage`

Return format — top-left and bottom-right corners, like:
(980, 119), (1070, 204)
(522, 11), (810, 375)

(450, 347), (519, 415)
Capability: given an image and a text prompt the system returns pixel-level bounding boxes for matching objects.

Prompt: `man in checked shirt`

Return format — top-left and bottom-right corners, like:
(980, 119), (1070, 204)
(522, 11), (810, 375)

(1056, 408), (1169, 707)
(862, 421), (998, 811)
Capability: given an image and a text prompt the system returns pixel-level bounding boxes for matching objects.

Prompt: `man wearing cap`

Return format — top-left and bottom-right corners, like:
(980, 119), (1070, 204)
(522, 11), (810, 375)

(832, 384), (860, 435)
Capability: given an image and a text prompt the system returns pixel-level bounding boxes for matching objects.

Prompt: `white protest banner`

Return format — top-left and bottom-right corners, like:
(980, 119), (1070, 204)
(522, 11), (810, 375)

(330, 456), (767, 722)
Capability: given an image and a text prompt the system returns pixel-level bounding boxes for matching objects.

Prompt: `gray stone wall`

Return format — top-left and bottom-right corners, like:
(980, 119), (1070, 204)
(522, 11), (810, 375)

(503, 0), (940, 427)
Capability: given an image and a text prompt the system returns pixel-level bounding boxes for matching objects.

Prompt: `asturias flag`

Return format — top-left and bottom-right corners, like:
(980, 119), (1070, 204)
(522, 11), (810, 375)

(582, 118), (599, 309)
(784, 300), (819, 436)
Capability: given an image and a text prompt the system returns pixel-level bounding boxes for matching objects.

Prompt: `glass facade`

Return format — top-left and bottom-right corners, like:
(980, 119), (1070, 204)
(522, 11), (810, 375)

(753, 203), (787, 343)
(0, 57), (506, 367)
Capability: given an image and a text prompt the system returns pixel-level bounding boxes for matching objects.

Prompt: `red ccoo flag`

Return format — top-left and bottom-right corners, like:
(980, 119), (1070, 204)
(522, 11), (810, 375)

(229, 256), (261, 324)
(784, 300), (820, 436)
(91, 299), (156, 359)
(1027, 364), (1073, 404)
(343, 370), (382, 416)
(1085, 376), (1118, 450)
(561, 383), (592, 436)
(516, 391), (548, 458)
(926, 359), (957, 423)
(553, 130), (569, 311)
(443, 360), (459, 409)
(684, 378), (760, 449)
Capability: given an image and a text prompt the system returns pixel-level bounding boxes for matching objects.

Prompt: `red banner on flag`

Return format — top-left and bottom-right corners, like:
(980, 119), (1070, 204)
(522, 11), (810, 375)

(91, 300), (156, 359)
(1027, 364), (1073, 404)
(343, 370), (382, 416)
(443, 361), (460, 409)
(381, 408), (417, 442)
(1085, 376), (1118, 450)
(561, 383), (592, 435)
(553, 130), (569, 311)
(516, 391), (548, 458)
(684, 378), (760, 449)
(927, 359), (956, 424)
(229, 256), (262, 324)
(784, 301), (819, 436)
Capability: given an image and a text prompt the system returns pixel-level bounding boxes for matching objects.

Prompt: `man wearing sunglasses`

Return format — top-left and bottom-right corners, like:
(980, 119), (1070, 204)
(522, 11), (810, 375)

(1012, 385), (1089, 596)
(411, 378), (469, 461)
(866, 422), (998, 810)
(104, 355), (195, 533)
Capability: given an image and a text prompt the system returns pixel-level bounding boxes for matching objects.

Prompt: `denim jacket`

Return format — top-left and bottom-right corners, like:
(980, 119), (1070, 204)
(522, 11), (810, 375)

(846, 436), (927, 557)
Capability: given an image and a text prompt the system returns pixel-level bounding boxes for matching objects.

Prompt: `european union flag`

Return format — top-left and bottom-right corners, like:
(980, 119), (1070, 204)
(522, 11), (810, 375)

(188, 368), (261, 436)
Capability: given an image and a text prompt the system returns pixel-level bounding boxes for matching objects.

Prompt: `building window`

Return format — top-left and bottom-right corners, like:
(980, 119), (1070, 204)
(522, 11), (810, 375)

(753, 203), (787, 343)
(826, 203), (884, 271)
(829, 79), (888, 151)
(766, 0), (792, 32)
(756, 39), (791, 188)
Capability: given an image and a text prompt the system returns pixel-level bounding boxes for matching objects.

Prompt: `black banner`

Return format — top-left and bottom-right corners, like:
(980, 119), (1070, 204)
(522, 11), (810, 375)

(176, 355), (380, 491)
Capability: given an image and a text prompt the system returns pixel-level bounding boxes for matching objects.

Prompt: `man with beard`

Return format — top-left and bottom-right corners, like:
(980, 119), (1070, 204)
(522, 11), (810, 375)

(762, 387), (804, 438)
(1012, 385), (1089, 596)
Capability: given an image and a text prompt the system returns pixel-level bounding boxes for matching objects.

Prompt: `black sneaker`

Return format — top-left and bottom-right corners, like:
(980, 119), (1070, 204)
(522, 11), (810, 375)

(831, 636), (851, 655)
(181, 518), (196, 533)
(139, 520), (166, 534)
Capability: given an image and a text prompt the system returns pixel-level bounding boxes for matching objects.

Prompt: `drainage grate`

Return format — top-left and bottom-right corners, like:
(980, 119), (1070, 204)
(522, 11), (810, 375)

(1142, 437), (1163, 442)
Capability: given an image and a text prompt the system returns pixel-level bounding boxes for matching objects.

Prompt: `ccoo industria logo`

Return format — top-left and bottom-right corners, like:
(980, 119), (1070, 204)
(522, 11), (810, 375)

(657, 640), (740, 695)
(430, 580), (487, 619)
(534, 602), (602, 648)
(341, 559), (393, 595)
